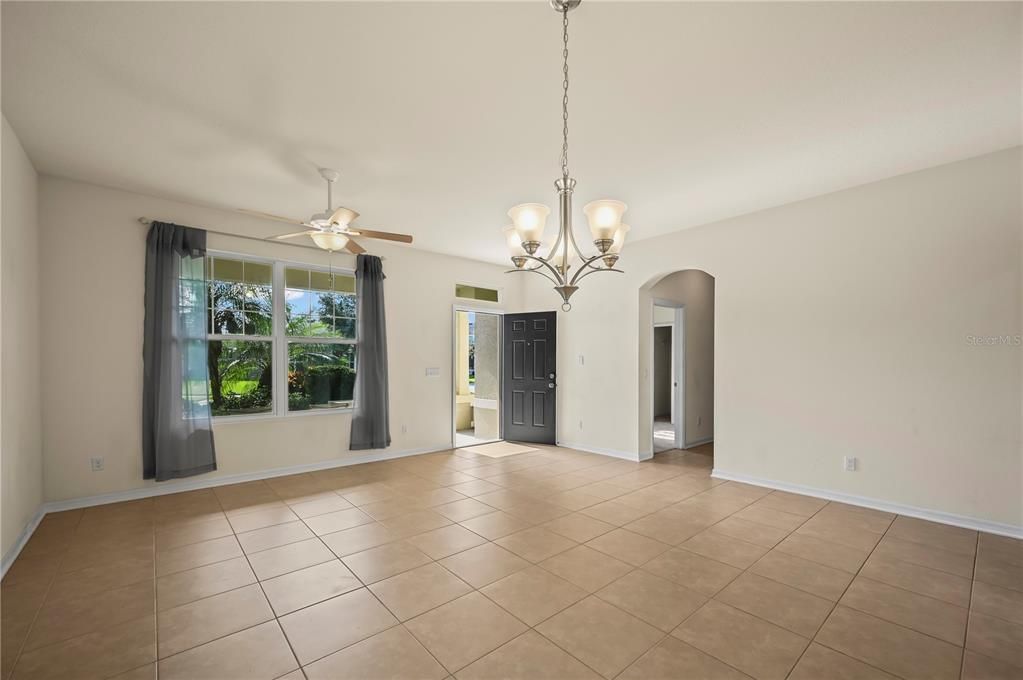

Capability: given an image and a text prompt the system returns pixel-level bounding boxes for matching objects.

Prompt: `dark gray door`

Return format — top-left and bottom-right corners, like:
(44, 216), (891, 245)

(502, 311), (556, 444)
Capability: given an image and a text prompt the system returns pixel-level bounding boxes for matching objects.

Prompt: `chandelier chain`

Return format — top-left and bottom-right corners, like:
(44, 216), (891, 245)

(560, 7), (570, 179)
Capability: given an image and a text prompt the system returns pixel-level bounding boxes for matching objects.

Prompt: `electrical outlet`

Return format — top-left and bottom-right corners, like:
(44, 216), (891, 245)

(425, 367), (440, 377)
(578, 354), (585, 366)
(843, 456), (857, 472)
(401, 424), (407, 434)
(697, 416), (702, 426)
(579, 419), (583, 430)
(90, 457), (105, 472)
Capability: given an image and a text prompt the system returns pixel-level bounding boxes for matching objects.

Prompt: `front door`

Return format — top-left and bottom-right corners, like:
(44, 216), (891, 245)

(502, 311), (557, 444)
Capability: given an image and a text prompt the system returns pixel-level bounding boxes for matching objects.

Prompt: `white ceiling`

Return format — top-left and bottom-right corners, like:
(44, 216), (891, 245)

(3, 1), (1020, 263)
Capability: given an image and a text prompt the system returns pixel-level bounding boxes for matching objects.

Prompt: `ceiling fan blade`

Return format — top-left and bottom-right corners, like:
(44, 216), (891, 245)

(347, 228), (413, 244)
(270, 230), (318, 240)
(344, 238), (367, 255)
(237, 208), (306, 226)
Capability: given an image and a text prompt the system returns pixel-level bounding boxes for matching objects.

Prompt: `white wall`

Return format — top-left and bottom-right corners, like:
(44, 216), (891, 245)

(1, 117), (44, 558)
(37, 176), (523, 502)
(542, 148), (1021, 529)
(650, 270), (715, 445)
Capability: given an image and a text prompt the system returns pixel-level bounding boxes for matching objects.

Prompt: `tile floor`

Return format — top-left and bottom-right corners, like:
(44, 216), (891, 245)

(2, 444), (1020, 680)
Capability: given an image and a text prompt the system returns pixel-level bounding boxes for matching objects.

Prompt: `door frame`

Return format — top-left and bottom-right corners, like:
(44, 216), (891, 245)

(451, 303), (504, 449)
(650, 298), (684, 453)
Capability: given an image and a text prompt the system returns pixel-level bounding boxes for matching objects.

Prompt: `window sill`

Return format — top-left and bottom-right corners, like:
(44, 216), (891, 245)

(213, 407), (354, 424)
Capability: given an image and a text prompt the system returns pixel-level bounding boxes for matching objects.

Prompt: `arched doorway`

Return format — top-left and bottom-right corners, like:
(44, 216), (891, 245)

(639, 269), (715, 460)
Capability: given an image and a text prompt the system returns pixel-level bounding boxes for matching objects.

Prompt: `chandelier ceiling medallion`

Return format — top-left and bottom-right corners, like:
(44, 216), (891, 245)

(503, 0), (628, 312)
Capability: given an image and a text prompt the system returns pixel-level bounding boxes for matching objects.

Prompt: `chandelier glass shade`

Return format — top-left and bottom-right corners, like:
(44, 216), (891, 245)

(502, 0), (627, 311)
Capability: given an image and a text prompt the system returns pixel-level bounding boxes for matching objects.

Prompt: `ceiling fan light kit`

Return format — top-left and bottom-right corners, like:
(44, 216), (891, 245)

(503, 0), (628, 312)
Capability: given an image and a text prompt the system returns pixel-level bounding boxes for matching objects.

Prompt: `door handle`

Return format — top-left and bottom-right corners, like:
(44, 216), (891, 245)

(548, 382), (556, 389)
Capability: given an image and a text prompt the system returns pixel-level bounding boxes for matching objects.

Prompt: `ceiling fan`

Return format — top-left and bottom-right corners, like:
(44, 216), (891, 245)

(240, 168), (413, 254)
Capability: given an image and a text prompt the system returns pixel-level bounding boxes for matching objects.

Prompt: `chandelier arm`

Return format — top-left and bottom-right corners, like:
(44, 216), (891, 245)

(505, 266), (561, 287)
(513, 253), (569, 285)
(571, 263), (625, 286)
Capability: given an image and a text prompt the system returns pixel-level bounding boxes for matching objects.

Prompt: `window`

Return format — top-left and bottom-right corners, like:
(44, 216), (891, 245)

(285, 267), (357, 411)
(455, 284), (499, 303)
(205, 254), (357, 418)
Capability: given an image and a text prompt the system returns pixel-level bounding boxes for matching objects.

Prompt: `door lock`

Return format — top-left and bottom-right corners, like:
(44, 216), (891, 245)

(548, 382), (556, 389)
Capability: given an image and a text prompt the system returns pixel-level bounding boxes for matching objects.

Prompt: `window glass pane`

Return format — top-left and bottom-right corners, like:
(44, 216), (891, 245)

(288, 343), (356, 410)
(209, 257), (272, 336)
(455, 284), (499, 303)
(286, 267), (357, 339)
(208, 340), (273, 416)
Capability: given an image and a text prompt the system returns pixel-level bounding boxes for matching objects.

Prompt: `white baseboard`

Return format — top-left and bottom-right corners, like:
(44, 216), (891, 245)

(712, 468), (1023, 539)
(1, 505), (46, 579)
(684, 436), (714, 449)
(44, 444), (452, 514)
(557, 441), (639, 462)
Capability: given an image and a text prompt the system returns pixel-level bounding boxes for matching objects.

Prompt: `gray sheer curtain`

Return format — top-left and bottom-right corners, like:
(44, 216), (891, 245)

(143, 221), (217, 480)
(350, 254), (391, 450)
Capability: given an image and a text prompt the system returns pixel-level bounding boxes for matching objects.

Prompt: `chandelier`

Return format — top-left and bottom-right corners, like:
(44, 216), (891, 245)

(503, 0), (628, 312)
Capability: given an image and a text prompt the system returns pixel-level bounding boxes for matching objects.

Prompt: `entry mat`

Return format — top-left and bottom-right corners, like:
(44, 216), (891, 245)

(460, 441), (539, 458)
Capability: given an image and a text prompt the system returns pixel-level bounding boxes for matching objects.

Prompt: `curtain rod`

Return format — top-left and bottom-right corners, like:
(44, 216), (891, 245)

(136, 217), (381, 258)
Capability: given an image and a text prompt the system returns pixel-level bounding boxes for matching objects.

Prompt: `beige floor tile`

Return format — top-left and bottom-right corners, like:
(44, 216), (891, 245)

(859, 552), (972, 607)
(248, 538), (335, 581)
(978, 533), (1023, 567)
(672, 600), (808, 680)
(303, 625), (447, 680)
(773, 533), (869, 573)
(972, 579), (1023, 625)
(888, 516), (977, 556)
(539, 545), (634, 593)
(262, 560), (362, 616)
(156, 517), (233, 551)
(26, 580), (155, 651)
(279, 587), (398, 665)
(237, 521), (315, 554)
(750, 550), (853, 601)
(536, 596), (662, 678)
(795, 518), (884, 552)
(319, 522), (398, 557)
(156, 535), (242, 577)
(458, 511), (532, 540)
(456, 630), (601, 680)
(45, 554), (153, 603)
(975, 554), (1023, 593)
(156, 556), (255, 611)
(380, 510), (453, 538)
(501, 501), (571, 525)
(679, 531), (769, 569)
(406, 524), (488, 560)
(597, 569), (705, 632)
(813, 504), (895, 534)
(546, 489), (606, 511)
(405, 592), (528, 673)
(157, 583), (273, 658)
(433, 498), (498, 522)
(303, 508), (374, 536)
(227, 506), (300, 534)
(359, 497), (428, 521)
(585, 528), (670, 566)
(618, 636), (751, 680)
(966, 610), (1023, 669)
(815, 605), (962, 680)
(872, 535), (975, 577)
(407, 487), (469, 507)
(342, 540), (433, 584)
(369, 562), (472, 621)
(731, 504), (807, 532)
(579, 501), (650, 526)
(840, 576), (968, 644)
(961, 650), (1023, 680)
(440, 543), (530, 588)
(541, 513), (616, 543)
(642, 548), (742, 596)
(788, 643), (898, 680)
(12, 614), (156, 680)
(709, 516), (789, 548)
(158, 621), (297, 680)
(495, 527), (577, 563)
(288, 494), (354, 519)
(108, 662), (157, 680)
(481, 565), (588, 626)
(448, 479), (503, 497)
(715, 572), (833, 637)
(623, 511), (714, 545)
(752, 492), (826, 518)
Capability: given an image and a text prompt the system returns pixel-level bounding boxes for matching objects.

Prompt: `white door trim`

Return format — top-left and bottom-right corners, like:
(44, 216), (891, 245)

(650, 298), (685, 454)
(451, 304), (504, 449)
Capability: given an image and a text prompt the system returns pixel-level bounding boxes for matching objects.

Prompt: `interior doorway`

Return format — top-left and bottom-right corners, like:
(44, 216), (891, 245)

(652, 301), (683, 452)
(453, 309), (502, 448)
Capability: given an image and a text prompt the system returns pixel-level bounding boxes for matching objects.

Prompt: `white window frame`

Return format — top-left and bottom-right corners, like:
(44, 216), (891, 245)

(207, 250), (357, 421)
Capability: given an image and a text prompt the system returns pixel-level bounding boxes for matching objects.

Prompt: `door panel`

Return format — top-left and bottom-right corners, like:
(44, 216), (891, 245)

(503, 311), (556, 444)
